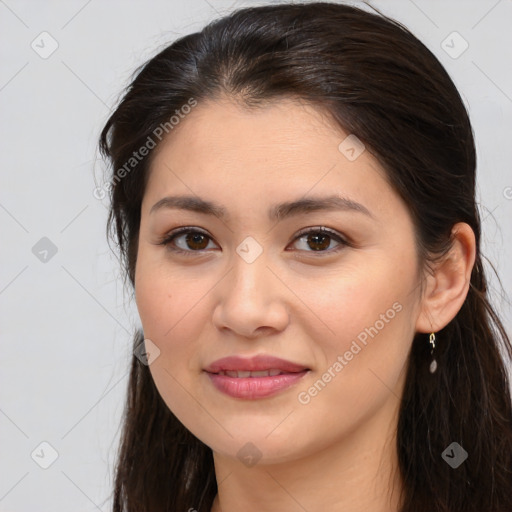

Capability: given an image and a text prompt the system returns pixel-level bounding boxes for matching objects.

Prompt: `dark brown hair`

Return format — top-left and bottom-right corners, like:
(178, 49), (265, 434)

(98, 2), (512, 511)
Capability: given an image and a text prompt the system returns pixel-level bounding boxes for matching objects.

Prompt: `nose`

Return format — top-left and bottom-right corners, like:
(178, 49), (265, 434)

(212, 248), (290, 339)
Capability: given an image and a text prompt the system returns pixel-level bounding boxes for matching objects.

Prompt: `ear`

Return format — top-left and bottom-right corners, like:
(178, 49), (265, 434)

(415, 222), (476, 333)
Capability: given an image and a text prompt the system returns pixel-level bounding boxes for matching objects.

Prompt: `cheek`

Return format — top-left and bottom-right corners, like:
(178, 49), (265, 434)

(134, 250), (207, 340)
(300, 259), (410, 350)
(297, 258), (416, 405)
(134, 260), (214, 434)
(292, 280), (413, 445)
(133, 252), (218, 380)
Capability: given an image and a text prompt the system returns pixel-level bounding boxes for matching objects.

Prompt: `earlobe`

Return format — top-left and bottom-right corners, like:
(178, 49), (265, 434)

(415, 222), (476, 334)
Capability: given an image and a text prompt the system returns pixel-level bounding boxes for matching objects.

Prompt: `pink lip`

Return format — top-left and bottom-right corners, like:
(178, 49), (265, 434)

(206, 370), (309, 399)
(204, 354), (309, 373)
(203, 354), (310, 399)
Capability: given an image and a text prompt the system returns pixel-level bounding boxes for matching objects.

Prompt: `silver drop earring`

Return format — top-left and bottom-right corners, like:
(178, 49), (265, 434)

(429, 332), (438, 373)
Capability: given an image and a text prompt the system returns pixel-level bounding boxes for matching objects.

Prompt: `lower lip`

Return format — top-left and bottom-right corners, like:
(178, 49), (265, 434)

(205, 370), (309, 399)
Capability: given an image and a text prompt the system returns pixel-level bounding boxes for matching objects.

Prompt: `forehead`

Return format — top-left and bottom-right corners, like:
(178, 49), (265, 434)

(156, 97), (345, 158)
(143, 97), (395, 221)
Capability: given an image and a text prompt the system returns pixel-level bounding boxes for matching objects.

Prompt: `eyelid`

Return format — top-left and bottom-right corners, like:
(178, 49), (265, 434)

(157, 225), (351, 256)
(293, 226), (349, 244)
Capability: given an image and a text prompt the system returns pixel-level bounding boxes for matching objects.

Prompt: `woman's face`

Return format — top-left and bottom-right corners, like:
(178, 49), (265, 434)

(135, 97), (423, 464)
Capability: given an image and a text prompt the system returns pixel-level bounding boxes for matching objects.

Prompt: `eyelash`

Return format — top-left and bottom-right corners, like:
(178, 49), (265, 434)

(157, 226), (350, 257)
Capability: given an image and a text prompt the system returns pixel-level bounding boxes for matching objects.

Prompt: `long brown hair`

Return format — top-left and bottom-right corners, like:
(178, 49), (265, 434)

(98, 3), (512, 511)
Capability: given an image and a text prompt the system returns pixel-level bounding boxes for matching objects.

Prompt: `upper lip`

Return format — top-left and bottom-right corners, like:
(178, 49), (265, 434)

(204, 355), (309, 373)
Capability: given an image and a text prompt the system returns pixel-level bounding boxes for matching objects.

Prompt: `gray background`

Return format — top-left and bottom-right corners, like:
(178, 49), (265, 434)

(1, 1), (511, 510)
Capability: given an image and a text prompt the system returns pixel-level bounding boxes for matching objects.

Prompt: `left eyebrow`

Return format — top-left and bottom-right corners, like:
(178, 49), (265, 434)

(149, 194), (375, 222)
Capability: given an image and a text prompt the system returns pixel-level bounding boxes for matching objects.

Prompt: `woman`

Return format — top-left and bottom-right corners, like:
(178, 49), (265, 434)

(98, 2), (512, 511)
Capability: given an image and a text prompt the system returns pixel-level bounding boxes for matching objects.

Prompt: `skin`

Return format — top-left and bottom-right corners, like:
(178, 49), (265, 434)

(134, 97), (476, 512)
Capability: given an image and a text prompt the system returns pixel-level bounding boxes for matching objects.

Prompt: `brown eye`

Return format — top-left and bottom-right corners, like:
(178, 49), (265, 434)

(290, 227), (347, 254)
(182, 232), (209, 250)
(159, 228), (217, 255)
(303, 232), (331, 251)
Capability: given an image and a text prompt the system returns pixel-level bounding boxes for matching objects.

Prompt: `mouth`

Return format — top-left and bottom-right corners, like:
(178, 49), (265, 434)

(203, 355), (311, 399)
(204, 369), (310, 399)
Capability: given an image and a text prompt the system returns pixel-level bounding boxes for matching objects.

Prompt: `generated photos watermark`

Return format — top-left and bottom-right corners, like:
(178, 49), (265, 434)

(297, 301), (403, 405)
(93, 97), (198, 200)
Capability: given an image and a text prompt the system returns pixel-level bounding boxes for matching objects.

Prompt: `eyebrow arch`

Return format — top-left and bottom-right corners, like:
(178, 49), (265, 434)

(149, 194), (374, 222)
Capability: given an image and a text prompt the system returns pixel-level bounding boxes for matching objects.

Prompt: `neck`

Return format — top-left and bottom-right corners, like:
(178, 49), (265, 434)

(210, 394), (403, 512)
